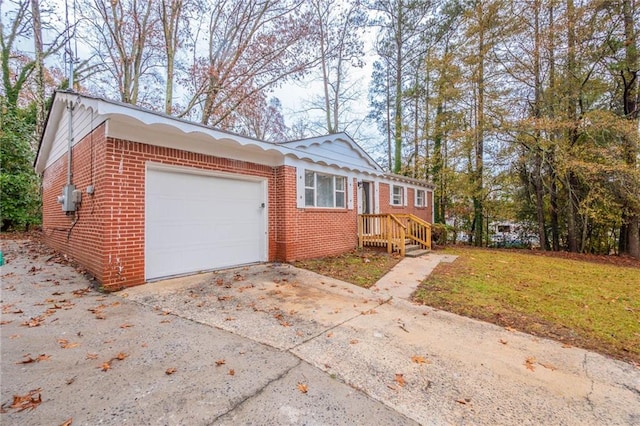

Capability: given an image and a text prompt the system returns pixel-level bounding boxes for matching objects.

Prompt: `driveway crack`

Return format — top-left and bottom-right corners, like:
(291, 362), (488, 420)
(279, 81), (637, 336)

(209, 358), (303, 423)
(582, 353), (595, 411)
(288, 296), (393, 351)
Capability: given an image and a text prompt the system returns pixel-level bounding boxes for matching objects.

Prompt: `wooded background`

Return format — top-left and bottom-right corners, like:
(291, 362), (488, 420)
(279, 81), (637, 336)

(1, 0), (638, 258)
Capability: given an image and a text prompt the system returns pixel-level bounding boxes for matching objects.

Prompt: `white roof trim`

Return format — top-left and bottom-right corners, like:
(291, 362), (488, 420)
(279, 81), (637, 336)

(35, 92), (417, 179)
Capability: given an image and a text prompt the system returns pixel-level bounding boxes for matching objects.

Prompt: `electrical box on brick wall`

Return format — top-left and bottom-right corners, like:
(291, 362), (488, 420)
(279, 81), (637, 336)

(57, 184), (78, 212)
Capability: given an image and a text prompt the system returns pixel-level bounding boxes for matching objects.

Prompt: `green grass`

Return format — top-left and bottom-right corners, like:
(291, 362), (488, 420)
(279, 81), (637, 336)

(293, 248), (401, 288)
(413, 248), (640, 364)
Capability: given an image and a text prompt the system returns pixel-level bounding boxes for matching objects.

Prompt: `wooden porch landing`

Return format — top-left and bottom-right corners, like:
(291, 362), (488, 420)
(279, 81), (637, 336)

(357, 214), (432, 257)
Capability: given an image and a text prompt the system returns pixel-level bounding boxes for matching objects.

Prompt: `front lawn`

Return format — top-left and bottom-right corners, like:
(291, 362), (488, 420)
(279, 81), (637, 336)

(413, 248), (640, 364)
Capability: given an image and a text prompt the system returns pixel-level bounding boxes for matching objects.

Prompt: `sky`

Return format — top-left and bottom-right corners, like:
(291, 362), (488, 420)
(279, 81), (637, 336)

(11, 0), (385, 158)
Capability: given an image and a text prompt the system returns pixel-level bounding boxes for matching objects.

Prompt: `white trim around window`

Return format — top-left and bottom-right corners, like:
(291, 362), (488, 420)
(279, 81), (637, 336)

(304, 170), (347, 208)
(415, 189), (426, 207)
(391, 184), (404, 206)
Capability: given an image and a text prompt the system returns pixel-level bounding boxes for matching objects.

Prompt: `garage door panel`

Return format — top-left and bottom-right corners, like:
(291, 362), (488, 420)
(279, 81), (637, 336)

(146, 168), (266, 280)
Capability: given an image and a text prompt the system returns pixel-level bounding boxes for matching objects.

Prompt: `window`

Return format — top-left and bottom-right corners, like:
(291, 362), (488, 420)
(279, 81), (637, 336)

(391, 185), (404, 206)
(305, 171), (346, 208)
(415, 189), (425, 207)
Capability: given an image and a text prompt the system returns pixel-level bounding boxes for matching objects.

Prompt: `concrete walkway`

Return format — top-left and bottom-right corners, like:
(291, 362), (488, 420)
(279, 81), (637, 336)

(372, 253), (458, 300)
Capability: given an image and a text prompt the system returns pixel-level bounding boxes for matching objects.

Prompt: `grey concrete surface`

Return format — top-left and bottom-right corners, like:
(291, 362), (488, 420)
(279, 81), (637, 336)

(371, 253), (458, 300)
(3, 239), (640, 425)
(0, 240), (414, 425)
(122, 260), (640, 425)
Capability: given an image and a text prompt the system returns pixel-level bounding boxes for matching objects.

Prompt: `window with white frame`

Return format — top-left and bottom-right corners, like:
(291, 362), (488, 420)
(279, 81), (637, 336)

(305, 170), (346, 208)
(391, 185), (404, 206)
(415, 189), (426, 207)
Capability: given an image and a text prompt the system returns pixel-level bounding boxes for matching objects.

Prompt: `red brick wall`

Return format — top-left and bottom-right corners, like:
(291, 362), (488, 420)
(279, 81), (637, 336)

(42, 123), (108, 283)
(42, 129), (432, 289)
(379, 183), (433, 223)
(42, 131), (279, 289)
(273, 171), (357, 261)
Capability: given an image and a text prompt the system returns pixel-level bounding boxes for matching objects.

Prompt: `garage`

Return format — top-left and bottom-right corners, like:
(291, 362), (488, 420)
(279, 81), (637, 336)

(145, 165), (267, 280)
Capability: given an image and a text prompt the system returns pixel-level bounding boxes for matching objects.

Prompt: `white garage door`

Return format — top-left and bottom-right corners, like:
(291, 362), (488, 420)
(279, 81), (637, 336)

(145, 166), (267, 280)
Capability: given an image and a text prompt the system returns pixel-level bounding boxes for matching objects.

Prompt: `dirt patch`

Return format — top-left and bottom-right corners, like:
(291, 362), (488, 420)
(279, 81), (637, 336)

(292, 248), (402, 288)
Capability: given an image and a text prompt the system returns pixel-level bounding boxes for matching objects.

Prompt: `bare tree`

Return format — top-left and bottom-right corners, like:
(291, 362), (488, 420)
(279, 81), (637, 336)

(80, 0), (162, 105)
(309, 0), (365, 134)
(180, 0), (316, 128)
(1, 0), (67, 109)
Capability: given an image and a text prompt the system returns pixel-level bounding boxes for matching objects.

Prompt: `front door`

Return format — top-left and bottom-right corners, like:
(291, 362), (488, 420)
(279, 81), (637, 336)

(361, 181), (373, 214)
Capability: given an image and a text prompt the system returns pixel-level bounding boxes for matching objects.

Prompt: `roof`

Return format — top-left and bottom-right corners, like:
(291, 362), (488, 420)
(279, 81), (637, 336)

(35, 91), (429, 187)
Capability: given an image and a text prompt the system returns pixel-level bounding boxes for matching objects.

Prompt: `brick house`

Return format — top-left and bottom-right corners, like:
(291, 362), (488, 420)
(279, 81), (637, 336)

(35, 91), (433, 289)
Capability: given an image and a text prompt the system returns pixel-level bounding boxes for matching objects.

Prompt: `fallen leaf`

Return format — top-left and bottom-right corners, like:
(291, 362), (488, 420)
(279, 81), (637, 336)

(10, 389), (42, 411)
(165, 368), (177, 375)
(72, 288), (91, 297)
(456, 398), (471, 405)
(350, 339), (359, 344)
(499, 339), (508, 345)
(57, 339), (79, 349)
(86, 353), (98, 360)
(114, 352), (128, 361)
(160, 319), (171, 324)
(326, 332), (333, 338)
(525, 357), (536, 371)
(394, 373), (406, 387)
(215, 359), (226, 366)
(66, 377), (75, 385)
(228, 369), (235, 376)
(561, 343), (572, 348)
(21, 316), (45, 327)
(0, 320), (13, 325)
(16, 354), (51, 364)
(119, 323), (134, 329)
(100, 362), (111, 372)
(411, 355), (430, 364)
(361, 309), (378, 315)
(60, 418), (73, 426)
(505, 326), (517, 332)
(9, 334), (21, 339)
(297, 383), (308, 394)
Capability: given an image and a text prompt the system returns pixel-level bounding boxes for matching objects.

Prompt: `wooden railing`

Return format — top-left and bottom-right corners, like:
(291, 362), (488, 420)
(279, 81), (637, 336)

(393, 214), (432, 250)
(358, 214), (406, 256)
(358, 214), (432, 256)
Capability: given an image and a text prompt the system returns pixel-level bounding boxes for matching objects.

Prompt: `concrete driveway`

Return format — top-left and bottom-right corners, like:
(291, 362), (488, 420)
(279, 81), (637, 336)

(1, 240), (413, 425)
(2, 239), (640, 425)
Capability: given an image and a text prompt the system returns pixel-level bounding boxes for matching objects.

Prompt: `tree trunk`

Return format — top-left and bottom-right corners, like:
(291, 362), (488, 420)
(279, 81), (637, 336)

(565, 0), (579, 253)
(393, 1), (404, 174)
(473, 1), (485, 247)
(620, 0), (640, 258)
(532, 0), (547, 250)
(31, 0), (45, 140)
(548, 2), (560, 251)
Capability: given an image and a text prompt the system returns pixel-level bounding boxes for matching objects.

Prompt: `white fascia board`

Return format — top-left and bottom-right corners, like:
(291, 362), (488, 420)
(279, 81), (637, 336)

(35, 95), (66, 173)
(280, 133), (383, 172)
(39, 92), (289, 169)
